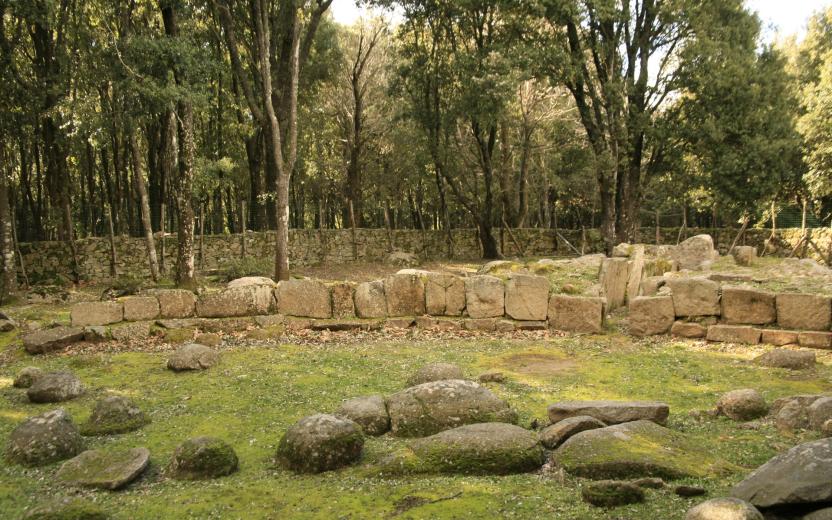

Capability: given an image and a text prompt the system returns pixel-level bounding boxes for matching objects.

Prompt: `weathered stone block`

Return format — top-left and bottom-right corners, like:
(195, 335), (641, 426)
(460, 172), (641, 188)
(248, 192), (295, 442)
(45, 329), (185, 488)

(354, 281), (387, 318)
(70, 302), (123, 327)
(671, 321), (707, 339)
(629, 296), (674, 336)
(153, 289), (196, 319)
(464, 276), (505, 319)
(463, 318), (498, 332)
(23, 327), (85, 354)
(731, 246), (757, 266)
(548, 295), (605, 333)
(384, 273), (426, 317)
(706, 325), (761, 345)
(666, 278), (720, 317)
(110, 321), (151, 342)
(799, 331), (832, 349)
(721, 286), (776, 325)
(673, 234), (717, 270)
(777, 293), (832, 331)
(276, 279), (331, 319)
(197, 285), (275, 318)
(761, 329), (799, 346)
(425, 273), (465, 316)
(121, 296), (160, 322)
(330, 283), (355, 319)
(600, 258), (630, 310)
(504, 274), (549, 321)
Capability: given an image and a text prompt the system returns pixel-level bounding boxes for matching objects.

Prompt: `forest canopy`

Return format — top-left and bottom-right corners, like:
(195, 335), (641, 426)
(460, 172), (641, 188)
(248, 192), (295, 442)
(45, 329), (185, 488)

(0, 0), (830, 286)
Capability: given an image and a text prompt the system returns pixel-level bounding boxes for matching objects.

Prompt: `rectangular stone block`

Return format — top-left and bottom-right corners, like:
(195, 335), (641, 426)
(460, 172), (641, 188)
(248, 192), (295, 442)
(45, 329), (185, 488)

(629, 296), (674, 336)
(197, 285), (275, 318)
(706, 324), (761, 345)
(384, 273), (426, 317)
(70, 301), (123, 326)
(666, 277), (721, 317)
(464, 275), (505, 319)
(276, 279), (331, 319)
(110, 321), (151, 342)
(122, 296), (160, 322)
(355, 281), (387, 318)
(776, 293), (832, 331)
(599, 257), (630, 310)
(330, 282), (355, 319)
(671, 321), (707, 339)
(548, 295), (605, 333)
(721, 286), (776, 325)
(425, 273), (465, 316)
(463, 318), (498, 331)
(505, 274), (550, 321)
(153, 289), (196, 319)
(761, 329), (799, 347)
(798, 331), (832, 349)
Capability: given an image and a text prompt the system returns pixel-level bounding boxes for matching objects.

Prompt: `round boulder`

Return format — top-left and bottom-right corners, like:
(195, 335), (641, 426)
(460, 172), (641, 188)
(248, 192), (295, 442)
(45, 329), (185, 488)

(684, 498), (763, 520)
(276, 414), (364, 473)
(5, 409), (84, 466)
(809, 397), (832, 431)
(774, 400), (809, 432)
(335, 395), (390, 436)
(581, 480), (645, 507)
(13, 367), (42, 388)
(80, 396), (150, 436)
(168, 437), (239, 480)
(167, 343), (219, 371)
(407, 363), (464, 386)
(26, 371), (83, 403)
(716, 389), (768, 421)
(23, 498), (109, 520)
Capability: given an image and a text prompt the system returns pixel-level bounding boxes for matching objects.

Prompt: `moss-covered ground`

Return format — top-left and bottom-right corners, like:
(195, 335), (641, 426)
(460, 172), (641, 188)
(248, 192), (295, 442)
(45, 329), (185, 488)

(1, 328), (831, 519)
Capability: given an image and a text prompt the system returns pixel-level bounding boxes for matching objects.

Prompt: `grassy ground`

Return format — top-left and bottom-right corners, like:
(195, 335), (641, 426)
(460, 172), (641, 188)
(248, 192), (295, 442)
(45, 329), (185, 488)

(2, 327), (831, 519)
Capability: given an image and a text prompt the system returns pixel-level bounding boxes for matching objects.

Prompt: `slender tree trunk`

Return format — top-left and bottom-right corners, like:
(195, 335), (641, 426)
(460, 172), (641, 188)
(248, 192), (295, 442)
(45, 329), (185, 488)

(174, 101), (196, 287)
(129, 128), (159, 282)
(0, 149), (17, 296)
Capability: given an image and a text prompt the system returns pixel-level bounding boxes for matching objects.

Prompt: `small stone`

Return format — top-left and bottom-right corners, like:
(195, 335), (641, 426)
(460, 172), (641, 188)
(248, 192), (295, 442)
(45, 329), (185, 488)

(168, 437), (239, 480)
(335, 395), (390, 436)
(581, 480), (645, 508)
(56, 447), (150, 490)
(540, 416), (605, 449)
(632, 477), (666, 489)
(385, 318), (414, 329)
(822, 419), (832, 437)
(5, 409), (84, 466)
(478, 371), (505, 383)
(716, 389), (768, 421)
(276, 414), (364, 473)
(22, 498), (108, 520)
(13, 367), (42, 388)
(194, 333), (221, 347)
(27, 371), (83, 403)
(0, 318), (15, 332)
(84, 325), (109, 342)
(731, 246), (757, 266)
(80, 396), (149, 436)
(167, 343), (219, 371)
(755, 349), (816, 370)
(684, 498), (763, 520)
(407, 363), (464, 386)
(676, 485), (708, 497)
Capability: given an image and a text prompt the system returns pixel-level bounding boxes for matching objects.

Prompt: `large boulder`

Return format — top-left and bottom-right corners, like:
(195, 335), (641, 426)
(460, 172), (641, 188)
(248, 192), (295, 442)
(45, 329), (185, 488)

(755, 349), (816, 370)
(335, 395), (390, 436)
(395, 423), (545, 475)
(276, 414), (364, 473)
(22, 326), (85, 354)
(197, 285), (275, 318)
(70, 301), (123, 327)
(464, 276), (505, 318)
(5, 409), (84, 466)
(152, 289), (196, 319)
(168, 437), (239, 480)
(628, 296), (674, 336)
(721, 287), (776, 325)
(540, 416), (606, 449)
(407, 363), (464, 386)
(386, 379), (517, 437)
(684, 498), (763, 520)
(56, 447), (150, 490)
(504, 274), (549, 321)
(547, 400), (670, 426)
(424, 273), (465, 316)
(731, 438), (832, 508)
(716, 389), (768, 421)
(731, 246), (758, 267)
(554, 420), (728, 480)
(673, 234), (717, 271)
(548, 295), (605, 333)
(354, 281), (387, 318)
(167, 343), (219, 371)
(121, 296), (160, 322)
(776, 293), (832, 331)
(666, 278), (721, 317)
(384, 273), (426, 317)
(80, 396), (149, 436)
(27, 371), (84, 403)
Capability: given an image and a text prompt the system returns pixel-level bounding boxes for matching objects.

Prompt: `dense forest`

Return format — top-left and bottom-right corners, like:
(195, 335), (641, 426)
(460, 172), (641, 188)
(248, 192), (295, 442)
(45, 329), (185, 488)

(0, 0), (830, 288)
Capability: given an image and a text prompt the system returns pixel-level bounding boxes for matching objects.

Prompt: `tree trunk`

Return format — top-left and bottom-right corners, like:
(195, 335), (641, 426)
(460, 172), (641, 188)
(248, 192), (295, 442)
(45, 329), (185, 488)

(0, 152), (17, 296)
(129, 128), (160, 282)
(174, 101), (196, 288)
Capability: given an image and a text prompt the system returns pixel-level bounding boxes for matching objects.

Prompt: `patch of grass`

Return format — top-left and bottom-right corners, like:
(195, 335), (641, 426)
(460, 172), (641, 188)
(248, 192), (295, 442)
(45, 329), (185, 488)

(1, 333), (830, 519)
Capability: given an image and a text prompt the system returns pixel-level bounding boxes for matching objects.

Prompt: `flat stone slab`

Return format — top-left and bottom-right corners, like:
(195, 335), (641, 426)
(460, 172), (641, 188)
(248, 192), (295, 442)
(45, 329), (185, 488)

(547, 400), (669, 426)
(761, 329), (799, 346)
(799, 331), (832, 349)
(70, 301), (123, 327)
(706, 325), (761, 345)
(755, 349), (816, 370)
(56, 448), (150, 490)
(22, 326), (85, 354)
(671, 321), (707, 339)
(540, 415), (606, 449)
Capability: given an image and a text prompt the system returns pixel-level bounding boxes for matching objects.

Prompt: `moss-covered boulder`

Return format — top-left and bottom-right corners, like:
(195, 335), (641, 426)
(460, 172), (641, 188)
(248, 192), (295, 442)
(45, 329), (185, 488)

(335, 395), (390, 436)
(384, 423), (544, 475)
(168, 437), (238, 480)
(554, 420), (730, 480)
(56, 448), (150, 490)
(23, 497), (109, 520)
(581, 480), (645, 508)
(6, 409), (84, 466)
(27, 371), (84, 403)
(80, 396), (149, 436)
(276, 414), (364, 473)
(386, 380), (517, 437)
(13, 366), (43, 388)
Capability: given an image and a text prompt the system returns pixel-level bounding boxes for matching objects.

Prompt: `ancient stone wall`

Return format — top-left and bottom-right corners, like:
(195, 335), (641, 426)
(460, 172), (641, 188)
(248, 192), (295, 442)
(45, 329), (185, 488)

(17, 226), (831, 284)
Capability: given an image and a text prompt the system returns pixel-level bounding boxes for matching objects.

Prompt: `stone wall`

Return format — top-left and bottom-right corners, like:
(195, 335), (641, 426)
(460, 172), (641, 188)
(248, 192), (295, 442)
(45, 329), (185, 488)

(17, 226), (831, 284)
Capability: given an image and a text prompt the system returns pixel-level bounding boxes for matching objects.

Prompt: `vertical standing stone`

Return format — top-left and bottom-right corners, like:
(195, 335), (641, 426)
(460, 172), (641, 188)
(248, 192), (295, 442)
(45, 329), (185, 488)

(425, 273), (465, 316)
(600, 258), (631, 310)
(504, 274), (549, 321)
(384, 273), (426, 317)
(331, 283), (356, 319)
(354, 281), (387, 318)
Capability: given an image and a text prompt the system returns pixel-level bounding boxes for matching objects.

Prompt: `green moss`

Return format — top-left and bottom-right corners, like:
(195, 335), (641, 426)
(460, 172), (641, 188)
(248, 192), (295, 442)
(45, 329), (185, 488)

(162, 327), (195, 343)
(23, 498), (109, 520)
(581, 481), (645, 508)
(168, 437), (239, 480)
